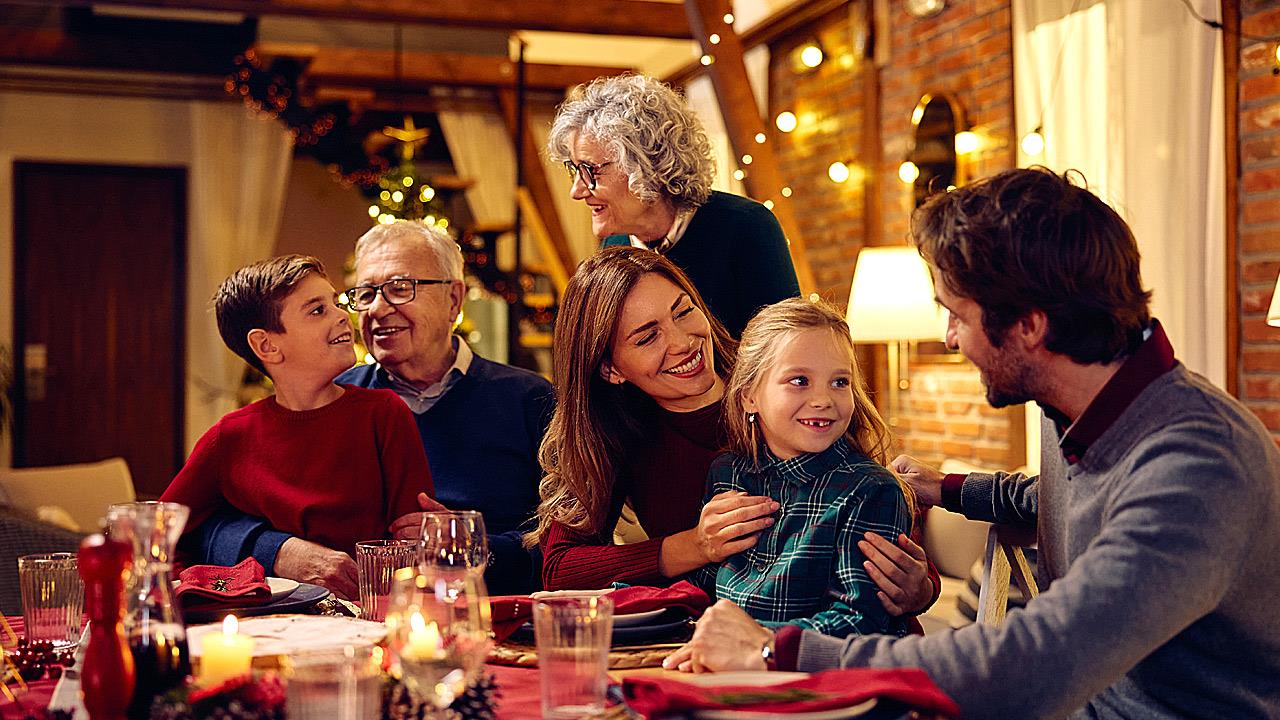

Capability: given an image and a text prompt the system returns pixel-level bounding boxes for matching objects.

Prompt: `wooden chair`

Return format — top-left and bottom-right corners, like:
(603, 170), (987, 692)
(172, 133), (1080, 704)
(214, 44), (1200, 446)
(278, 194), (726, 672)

(976, 524), (1040, 625)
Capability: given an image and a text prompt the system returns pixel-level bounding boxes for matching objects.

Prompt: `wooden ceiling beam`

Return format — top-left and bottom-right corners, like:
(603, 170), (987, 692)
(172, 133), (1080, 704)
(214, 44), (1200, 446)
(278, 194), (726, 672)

(498, 89), (578, 284)
(271, 44), (627, 92)
(665, 0), (848, 86)
(683, 0), (816, 294)
(7, 0), (693, 39)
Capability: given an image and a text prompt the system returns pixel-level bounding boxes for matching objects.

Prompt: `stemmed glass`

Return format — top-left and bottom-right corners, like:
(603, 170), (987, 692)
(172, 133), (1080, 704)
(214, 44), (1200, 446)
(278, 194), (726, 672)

(418, 511), (489, 573)
(386, 564), (492, 717)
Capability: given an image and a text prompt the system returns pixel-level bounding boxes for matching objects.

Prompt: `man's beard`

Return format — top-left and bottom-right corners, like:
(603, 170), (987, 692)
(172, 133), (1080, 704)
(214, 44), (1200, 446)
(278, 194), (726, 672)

(980, 349), (1038, 409)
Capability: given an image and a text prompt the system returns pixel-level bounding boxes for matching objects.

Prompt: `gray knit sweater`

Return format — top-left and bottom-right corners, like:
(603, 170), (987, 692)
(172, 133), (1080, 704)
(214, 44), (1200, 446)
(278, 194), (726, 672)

(794, 364), (1280, 719)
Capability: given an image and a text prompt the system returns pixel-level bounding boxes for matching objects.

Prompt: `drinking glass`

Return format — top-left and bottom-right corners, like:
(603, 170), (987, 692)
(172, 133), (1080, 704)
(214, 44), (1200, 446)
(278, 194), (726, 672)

(386, 564), (492, 717)
(18, 553), (84, 649)
(355, 539), (417, 622)
(534, 596), (614, 719)
(284, 645), (383, 720)
(418, 511), (489, 572)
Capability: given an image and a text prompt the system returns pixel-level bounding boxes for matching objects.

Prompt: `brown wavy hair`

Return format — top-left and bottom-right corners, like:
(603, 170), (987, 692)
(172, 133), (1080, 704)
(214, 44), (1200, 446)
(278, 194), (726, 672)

(912, 167), (1151, 363)
(724, 297), (913, 512)
(524, 247), (737, 548)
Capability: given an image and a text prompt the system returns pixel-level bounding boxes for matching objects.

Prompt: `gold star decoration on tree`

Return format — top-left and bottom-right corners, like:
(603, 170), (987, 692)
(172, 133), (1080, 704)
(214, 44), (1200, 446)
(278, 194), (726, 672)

(382, 115), (431, 162)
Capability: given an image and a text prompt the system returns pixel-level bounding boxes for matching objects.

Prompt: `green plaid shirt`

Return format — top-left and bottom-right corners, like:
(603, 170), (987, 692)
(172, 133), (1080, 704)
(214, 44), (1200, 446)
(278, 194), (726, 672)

(690, 436), (911, 639)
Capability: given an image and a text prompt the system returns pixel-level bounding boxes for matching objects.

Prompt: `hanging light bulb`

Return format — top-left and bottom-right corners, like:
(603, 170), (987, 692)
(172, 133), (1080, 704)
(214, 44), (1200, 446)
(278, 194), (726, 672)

(762, 199), (775, 210)
(799, 43), (824, 69)
(775, 111), (798, 133)
(781, 186), (793, 198)
(1021, 126), (1046, 156)
(954, 131), (980, 155)
(755, 132), (766, 143)
(828, 161), (851, 183)
(700, 54), (714, 66)
(741, 154), (753, 165)
(709, 33), (721, 44)
(898, 161), (920, 184)
(732, 169), (746, 181)
(723, 12), (735, 23)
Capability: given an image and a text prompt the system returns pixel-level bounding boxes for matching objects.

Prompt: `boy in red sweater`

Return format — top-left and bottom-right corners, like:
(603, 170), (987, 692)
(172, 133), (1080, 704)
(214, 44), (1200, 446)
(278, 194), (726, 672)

(161, 255), (433, 598)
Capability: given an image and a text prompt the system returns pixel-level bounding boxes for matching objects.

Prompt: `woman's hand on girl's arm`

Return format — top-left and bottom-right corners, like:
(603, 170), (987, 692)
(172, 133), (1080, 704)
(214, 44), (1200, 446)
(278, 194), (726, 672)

(859, 531), (935, 615)
(657, 491), (779, 577)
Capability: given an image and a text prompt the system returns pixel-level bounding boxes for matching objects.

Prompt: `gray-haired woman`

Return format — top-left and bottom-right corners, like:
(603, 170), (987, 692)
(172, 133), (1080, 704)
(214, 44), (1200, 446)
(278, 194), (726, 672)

(548, 74), (800, 337)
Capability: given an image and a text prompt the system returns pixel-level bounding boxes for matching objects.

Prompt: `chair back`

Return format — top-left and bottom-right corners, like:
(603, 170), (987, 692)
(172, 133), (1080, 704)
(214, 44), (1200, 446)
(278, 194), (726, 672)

(976, 524), (1040, 625)
(0, 457), (136, 533)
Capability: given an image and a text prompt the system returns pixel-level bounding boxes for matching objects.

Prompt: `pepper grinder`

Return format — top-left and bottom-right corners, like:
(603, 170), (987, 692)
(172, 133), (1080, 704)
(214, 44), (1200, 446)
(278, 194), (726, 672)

(78, 534), (136, 720)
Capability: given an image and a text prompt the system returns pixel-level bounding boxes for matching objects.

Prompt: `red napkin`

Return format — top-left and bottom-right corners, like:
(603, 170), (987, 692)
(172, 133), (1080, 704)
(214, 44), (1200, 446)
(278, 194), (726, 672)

(623, 668), (960, 717)
(490, 581), (711, 642)
(176, 558), (272, 610)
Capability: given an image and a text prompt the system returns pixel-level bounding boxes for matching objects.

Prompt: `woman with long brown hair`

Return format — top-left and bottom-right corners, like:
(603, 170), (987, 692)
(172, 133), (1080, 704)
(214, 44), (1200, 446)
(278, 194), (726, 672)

(527, 247), (777, 588)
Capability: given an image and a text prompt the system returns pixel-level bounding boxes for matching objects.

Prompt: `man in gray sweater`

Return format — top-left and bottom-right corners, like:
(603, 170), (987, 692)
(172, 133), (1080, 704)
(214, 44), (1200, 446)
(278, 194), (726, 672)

(665, 168), (1280, 718)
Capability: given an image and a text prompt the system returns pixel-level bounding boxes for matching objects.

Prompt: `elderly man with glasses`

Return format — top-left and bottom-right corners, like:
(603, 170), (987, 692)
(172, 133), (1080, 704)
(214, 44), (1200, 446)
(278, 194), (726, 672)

(191, 221), (553, 597)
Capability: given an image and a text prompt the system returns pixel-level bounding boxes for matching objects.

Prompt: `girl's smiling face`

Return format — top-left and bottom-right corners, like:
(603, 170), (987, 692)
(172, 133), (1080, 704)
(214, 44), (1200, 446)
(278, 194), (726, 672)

(743, 328), (855, 460)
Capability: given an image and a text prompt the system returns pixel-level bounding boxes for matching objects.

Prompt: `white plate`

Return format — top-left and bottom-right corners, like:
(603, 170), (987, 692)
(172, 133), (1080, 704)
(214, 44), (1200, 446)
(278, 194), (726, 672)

(680, 672), (877, 720)
(267, 577), (300, 601)
(613, 608), (666, 627)
(529, 589), (612, 600)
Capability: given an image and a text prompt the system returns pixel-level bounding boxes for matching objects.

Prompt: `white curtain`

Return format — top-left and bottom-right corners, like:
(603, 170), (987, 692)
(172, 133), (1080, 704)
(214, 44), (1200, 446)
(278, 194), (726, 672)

(437, 109), (529, 270)
(1013, 0), (1226, 386)
(186, 102), (293, 452)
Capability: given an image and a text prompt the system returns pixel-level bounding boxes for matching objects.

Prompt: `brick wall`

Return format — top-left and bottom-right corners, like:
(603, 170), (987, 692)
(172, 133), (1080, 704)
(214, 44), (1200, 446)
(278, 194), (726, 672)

(1239, 2), (1280, 442)
(768, 0), (1025, 468)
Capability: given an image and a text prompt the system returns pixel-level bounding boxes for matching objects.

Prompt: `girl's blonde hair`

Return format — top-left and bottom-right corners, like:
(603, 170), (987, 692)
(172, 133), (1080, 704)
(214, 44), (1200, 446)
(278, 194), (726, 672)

(524, 247), (737, 548)
(724, 298), (914, 511)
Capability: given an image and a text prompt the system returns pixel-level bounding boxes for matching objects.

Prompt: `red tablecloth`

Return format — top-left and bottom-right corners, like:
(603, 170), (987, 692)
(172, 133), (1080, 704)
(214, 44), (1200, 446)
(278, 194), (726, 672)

(2, 614), (547, 720)
(2, 617), (61, 720)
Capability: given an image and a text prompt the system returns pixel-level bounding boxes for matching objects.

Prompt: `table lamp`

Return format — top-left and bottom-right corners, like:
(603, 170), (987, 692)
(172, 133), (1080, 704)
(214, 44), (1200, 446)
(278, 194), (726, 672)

(846, 246), (946, 423)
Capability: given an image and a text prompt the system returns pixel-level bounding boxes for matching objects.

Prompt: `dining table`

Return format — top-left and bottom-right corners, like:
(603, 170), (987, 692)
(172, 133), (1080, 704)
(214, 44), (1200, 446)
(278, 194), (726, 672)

(1, 613), (687, 720)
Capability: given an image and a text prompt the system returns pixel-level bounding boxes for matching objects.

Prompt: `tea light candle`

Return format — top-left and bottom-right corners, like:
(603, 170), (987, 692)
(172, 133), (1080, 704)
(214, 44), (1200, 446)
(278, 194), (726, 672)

(200, 615), (255, 686)
(405, 611), (444, 659)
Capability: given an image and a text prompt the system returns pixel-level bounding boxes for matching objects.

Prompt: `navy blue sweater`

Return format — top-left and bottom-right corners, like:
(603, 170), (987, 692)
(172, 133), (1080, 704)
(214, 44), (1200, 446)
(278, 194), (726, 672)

(193, 353), (553, 595)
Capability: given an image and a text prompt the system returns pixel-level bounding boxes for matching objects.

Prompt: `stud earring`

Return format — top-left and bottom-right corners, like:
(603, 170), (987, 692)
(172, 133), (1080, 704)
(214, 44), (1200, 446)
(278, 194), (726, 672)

(747, 412), (757, 424)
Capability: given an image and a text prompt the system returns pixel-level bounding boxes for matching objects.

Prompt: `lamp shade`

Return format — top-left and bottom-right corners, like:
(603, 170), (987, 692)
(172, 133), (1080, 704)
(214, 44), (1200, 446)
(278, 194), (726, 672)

(846, 246), (946, 342)
(1268, 271), (1280, 328)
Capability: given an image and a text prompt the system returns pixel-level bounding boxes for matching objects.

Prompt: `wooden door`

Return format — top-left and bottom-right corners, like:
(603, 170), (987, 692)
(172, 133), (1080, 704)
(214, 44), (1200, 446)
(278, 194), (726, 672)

(13, 162), (186, 497)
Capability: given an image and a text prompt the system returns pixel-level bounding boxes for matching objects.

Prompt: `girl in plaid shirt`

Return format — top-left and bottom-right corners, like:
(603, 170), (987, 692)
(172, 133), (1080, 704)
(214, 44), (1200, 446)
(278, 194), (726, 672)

(690, 297), (916, 638)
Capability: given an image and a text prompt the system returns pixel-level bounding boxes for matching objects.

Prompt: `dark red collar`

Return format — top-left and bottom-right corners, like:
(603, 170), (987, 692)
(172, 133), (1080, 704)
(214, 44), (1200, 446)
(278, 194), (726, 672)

(1047, 321), (1177, 465)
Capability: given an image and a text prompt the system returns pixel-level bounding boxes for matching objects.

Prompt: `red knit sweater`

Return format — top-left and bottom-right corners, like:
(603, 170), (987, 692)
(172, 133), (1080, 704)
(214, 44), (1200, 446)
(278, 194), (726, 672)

(161, 385), (433, 557)
(541, 400), (725, 590)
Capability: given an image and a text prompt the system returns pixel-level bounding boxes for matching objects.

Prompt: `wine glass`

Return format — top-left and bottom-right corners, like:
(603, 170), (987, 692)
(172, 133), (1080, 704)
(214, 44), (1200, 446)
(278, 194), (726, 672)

(418, 511), (489, 572)
(386, 564), (492, 716)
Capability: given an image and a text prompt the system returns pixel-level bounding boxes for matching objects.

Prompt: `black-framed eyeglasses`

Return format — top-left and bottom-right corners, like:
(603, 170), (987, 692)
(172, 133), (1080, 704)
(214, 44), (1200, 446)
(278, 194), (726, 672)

(563, 160), (613, 190)
(343, 278), (451, 311)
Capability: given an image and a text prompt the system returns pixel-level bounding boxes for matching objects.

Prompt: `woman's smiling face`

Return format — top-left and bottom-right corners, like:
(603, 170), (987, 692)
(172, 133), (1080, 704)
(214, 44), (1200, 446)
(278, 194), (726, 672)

(602, 272), (723, 412)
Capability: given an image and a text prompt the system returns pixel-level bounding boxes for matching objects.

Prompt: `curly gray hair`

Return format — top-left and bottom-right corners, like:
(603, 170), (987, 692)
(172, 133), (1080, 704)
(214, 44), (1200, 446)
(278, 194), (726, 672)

(547, 74), (715, 209)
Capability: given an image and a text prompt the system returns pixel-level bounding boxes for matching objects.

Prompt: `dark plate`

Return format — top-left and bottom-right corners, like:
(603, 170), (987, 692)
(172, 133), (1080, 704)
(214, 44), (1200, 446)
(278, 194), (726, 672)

(182, 582), (330, 624)
(508, 607), (692, 646)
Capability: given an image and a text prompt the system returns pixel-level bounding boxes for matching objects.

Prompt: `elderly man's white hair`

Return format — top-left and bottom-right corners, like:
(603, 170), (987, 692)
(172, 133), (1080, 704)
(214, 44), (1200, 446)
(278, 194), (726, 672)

(354, 221), (464, 280)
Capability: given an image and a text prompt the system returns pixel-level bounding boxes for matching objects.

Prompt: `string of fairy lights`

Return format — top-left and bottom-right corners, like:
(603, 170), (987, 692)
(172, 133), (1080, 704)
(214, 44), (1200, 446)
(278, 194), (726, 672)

(693, 0), (1280, 206)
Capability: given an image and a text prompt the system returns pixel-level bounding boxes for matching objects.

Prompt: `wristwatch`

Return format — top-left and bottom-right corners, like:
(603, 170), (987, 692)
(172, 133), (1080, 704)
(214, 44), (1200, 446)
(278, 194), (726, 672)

(760, 636), (777, 671)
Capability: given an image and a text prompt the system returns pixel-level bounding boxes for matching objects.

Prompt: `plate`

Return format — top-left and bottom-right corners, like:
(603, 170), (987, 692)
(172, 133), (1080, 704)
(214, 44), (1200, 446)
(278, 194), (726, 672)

(182, 582), (330, 624)
(267, 577), (300, 601)
(507, 607), (691, 645)
(530, 589), (612, 600)
(680, 672), (878, 720)
(613, 608), (666, 627)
